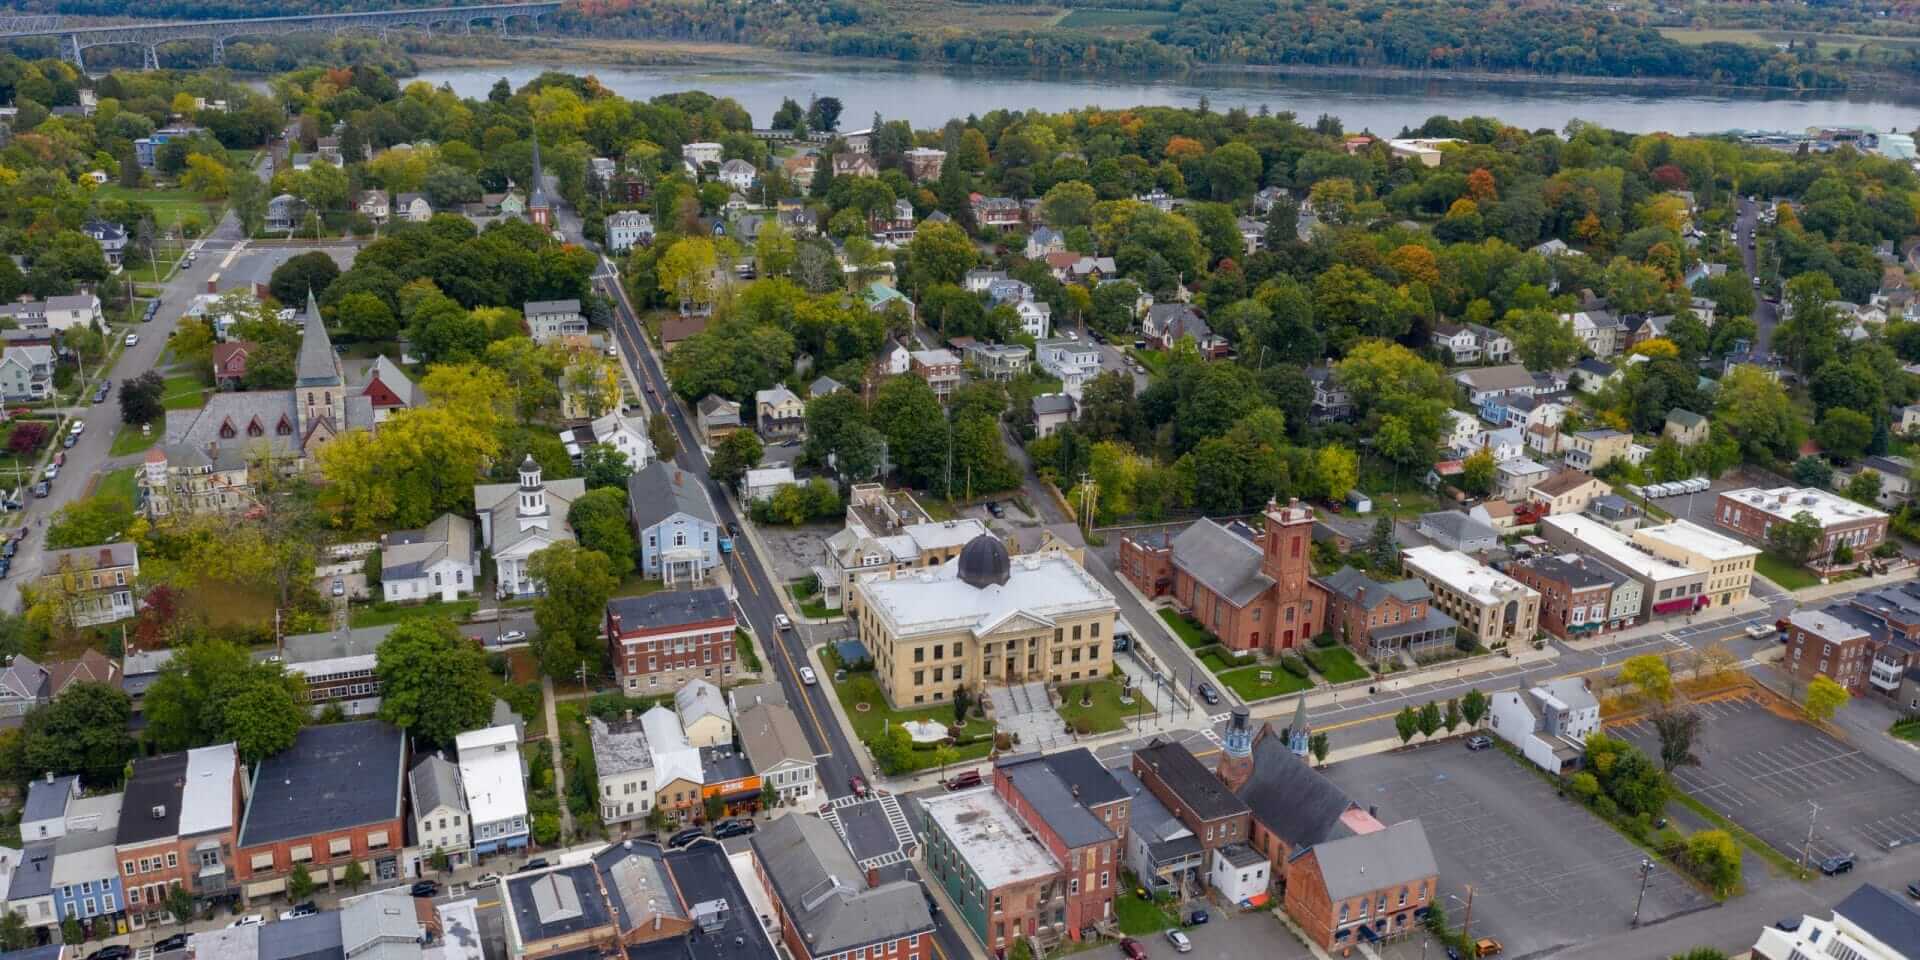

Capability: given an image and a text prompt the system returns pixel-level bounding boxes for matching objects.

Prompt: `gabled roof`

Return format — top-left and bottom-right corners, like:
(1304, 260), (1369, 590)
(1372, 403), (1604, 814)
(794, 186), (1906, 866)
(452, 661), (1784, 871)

(1532, 469), (1601, 497)
(737, 702), (811, 771)
(294, 290), (339, 388)
(626, 461), (716, 530)
(1308, 819), (1437, 900)
(1168, 519), (1272, 608)
(1834, 884), (1920, 960)
(1136, 738), (1248, 822)
(749, 815), (933, 955)
(1665, 408), (1707, 428)
(993, 752), (1115, 848)
(1236, 724), (1355, 850)
(409, 753), (465, 816)
(1419, 510), (1497, 544)
(1315, 567), (1430, 610)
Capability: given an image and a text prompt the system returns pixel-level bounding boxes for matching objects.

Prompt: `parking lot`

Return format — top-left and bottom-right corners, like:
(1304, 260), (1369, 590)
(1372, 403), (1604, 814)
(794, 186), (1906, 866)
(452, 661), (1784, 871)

(1616, 693), (1920, 867)
(754, 523), (837, 584)
(1323, 743), (1713, 958)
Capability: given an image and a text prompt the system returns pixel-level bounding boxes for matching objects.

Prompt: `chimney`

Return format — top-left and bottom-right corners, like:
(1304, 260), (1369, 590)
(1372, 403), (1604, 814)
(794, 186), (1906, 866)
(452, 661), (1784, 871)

(1368, 805), (1377, 818)
(866, 867), (879, 889)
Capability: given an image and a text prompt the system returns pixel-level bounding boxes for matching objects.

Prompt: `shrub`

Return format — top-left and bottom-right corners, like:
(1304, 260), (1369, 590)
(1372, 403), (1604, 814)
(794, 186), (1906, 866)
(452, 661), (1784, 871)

(1312, 632), (1338, 649)
(1593, 795), (1619, 819)
(1279, 655), (1310, 678)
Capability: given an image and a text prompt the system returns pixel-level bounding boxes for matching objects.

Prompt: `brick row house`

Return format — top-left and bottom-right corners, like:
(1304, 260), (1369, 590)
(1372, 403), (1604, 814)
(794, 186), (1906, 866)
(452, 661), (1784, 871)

(234, 721), (407, 902)
(117, 744), (243, 928)
(750, 815), (934, 960)
(605, 587), (738, 692)
(1118, 500), (1324, 656)
(1780, 581), (1920, 700)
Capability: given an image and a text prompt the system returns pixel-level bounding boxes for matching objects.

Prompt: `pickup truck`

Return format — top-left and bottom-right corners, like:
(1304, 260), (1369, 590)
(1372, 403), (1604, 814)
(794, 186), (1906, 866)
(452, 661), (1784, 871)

(1474, 938), (1503, 957)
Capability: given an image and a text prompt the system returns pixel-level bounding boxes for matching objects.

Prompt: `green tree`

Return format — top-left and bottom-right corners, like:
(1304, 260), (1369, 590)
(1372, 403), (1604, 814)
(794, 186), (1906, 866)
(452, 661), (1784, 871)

(1443, 698), (1461, 733)
(1499, 307), (1583, 370)
(376, 617), (495, 747)
(288, 863), (316, 902)
(118, 370), (166, 426)
(1651, 705), (1701, 773)
(0, 911), (31, 950)
(1816, 408), (1873, 463)
(1394, 705), (1418, 744)
(229, 168), (268, 237)
(648, 414), (679, 463)
(142, 640), (307, 756)
(1309, 731), (1330, 765)
(1461, 688), (1488, 727)
(223, 672), (305, 763)
(904, 220), (977, 292)
(1671, 950), (1729, 960)
(1620, 654), (1673, 705)
(1804, 674), (1850, 721)
(1775, 272), (1841, 376)
(755, 218), (798, 278)
(1847, 469), (1884, 506)
(1765, 510), (1823, 566)
(269, 251), (341, 307)
(1459, 448), (1495, 496)
(165, 884), (195, 923)
(1684, 830), (1742, 895)
(709, 429), (764, 490)
(569, 487), (638, 578)
(1041, 180), (1098, 227)
(580, 443), (635, 489)
(45, 494), (137, 549)
(18, 682), (133, 788)
(1714, 365), (1802, 463)
(342, 861), (368, 890)
(334, 292), (398, 341)
(1416, 700), (1442, 738)
(528, 543), (617, 682)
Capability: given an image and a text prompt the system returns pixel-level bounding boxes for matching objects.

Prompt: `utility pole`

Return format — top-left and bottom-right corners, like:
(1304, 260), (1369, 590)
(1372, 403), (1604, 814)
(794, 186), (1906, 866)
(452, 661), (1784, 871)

(1630, 858), (1653, 927)
(1801, 800), (1821, 872)
(1460, 884), (1474, 952)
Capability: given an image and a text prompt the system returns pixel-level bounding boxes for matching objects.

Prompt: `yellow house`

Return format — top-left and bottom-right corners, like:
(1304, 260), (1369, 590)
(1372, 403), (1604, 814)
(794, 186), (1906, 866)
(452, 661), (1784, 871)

(1530, 469), (1613, 516)
(1630, 520), (1759, 609)
(1565, 429), (1633, 472)
(854, 535), (1117, 708)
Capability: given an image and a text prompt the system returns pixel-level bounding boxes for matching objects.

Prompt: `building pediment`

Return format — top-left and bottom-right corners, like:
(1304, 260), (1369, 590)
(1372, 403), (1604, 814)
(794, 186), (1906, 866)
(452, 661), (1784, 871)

(975, 608), (1055, 638)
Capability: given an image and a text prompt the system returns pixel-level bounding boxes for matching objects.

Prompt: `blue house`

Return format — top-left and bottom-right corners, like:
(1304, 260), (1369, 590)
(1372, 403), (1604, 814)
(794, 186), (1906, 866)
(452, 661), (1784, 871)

(626, 461), (722, 586)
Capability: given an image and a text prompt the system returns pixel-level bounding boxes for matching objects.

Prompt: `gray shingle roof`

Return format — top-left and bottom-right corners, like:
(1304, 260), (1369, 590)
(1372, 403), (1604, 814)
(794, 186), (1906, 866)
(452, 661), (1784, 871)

(410, 754), (465, 816)
(606, 587), (732, 632)
(1835, 885), (1920, 960)
(627, 461), (716, 530)
(994, 753), (1114, 848)
(294, 290), (339, 388)
(382, 513), (474, 581)
(1236, 725), (1355, 850)
(21, 774), (76, 823)
(1315, 567), (1430, 610)
(164, 391), (304, 463)
(737, 702), (810, 772)
(749, 815), (932, 955)
(1310, 819), (1438, 900)
(1039, 747), (1128, 807)
(523, 299), (581, 317)
(1169, 519), (1273, 607)
(1419, 511), (1497, 545)
(1136, 738), (1248, 822)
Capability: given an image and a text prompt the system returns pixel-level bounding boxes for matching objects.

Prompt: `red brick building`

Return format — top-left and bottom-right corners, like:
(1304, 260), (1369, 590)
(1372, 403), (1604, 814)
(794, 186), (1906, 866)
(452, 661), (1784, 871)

(1313, 568), (1458, 662)
(1118, 500), (1325, 655)
(992, 750), (1130, 938)
(116, 744), (244, 928)
(1504, 555), (1618, 640)
(234, 721), (407, 903)
(1132, 740), (1249, 856)
(606, 588), (737, 692)
(1715, 486), (1888, 566)
(750, 815), (934, 960)
(1782, 607), (1876, 695)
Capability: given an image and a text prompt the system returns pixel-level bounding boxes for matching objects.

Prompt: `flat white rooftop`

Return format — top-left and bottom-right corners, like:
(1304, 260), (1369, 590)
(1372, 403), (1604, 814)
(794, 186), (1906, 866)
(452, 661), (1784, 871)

(1634, 520), (1759, 562)
(1401, 545), (1538, 604)
(859, 552), (1115, 638)
(1541, 515), (1696, 583)
(455, 725), (527, 826)
(1720, 486), (1887, 528)
(922, 788), (1059, 889)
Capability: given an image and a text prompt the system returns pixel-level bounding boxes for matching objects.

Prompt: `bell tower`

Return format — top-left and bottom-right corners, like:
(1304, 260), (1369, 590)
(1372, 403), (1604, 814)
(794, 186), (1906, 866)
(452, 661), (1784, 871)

(1217, 706), (1255, 792)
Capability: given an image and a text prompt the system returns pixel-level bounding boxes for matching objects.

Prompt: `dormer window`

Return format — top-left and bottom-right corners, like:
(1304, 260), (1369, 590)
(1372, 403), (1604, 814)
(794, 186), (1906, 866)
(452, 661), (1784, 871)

(218, 421), (236, 439)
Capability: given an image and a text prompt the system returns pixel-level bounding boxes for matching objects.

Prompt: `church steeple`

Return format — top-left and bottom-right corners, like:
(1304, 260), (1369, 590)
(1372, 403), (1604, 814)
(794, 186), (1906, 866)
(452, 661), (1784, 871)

(1287, 696), (1312, 758)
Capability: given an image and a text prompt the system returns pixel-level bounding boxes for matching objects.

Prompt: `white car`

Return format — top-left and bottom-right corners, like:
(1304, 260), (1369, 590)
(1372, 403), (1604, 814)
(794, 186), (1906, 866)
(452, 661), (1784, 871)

(799, 666), (818, 686)
(500, 629), (527, 643)
(473, 873), (502, 887)
(68, 420), (84, 435)
(124, 333), (139, 346)
(775, 614), (792, 631)
(228, 914), (265, 928)
(1165, 930), (1192, 954)
(1746, 624), (1774, 639)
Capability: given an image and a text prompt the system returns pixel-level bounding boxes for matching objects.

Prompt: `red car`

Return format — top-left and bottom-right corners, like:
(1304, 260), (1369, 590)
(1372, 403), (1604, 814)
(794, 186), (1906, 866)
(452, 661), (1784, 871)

(849, 775), (868, 798)
(1119, 938), (1148, 960)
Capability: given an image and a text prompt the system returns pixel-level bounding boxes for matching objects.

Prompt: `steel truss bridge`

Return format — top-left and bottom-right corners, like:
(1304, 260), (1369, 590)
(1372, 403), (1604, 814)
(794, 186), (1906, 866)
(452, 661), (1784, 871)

(0, 2), (561, 71)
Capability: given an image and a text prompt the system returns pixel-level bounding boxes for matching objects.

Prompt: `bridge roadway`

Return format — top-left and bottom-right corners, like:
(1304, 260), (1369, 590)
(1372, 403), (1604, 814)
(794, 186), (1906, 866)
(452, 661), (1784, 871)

(0, 2), (561, 71)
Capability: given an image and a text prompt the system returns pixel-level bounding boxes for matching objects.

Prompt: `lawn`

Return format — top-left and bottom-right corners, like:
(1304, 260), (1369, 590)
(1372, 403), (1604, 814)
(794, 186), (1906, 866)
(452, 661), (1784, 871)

(611, 574), (666, 599)
(1129, 347), (1170, 379)
(349, 598), (479, 628)
(1157, 608), (1212, 649)
(187, 579), (277, 627)
(95, 184), (221, 233)
(1113, 874), (1181, 934)
(1302, 645), (1368, 683)
(830, 672), (995, 774)
(108, 422), (159, 456)
(161, 373), (208, 410)
(1215, 663), (1312, 702)
(788, 580), (839, 620)
(1196, 646), (1248, 674)
(1891, 717), (1920, 742)
(1754, 552), (1820, 591)
(1057, 677), (1154, 734)
(93, 466), (137, 505)
(734, 628), (762, 672)
(1057, 8), (1177, 28)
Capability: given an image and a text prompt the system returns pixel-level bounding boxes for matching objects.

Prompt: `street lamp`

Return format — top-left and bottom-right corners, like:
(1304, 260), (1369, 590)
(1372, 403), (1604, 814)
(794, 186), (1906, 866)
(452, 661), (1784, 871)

(1630, 858), (1653, 927)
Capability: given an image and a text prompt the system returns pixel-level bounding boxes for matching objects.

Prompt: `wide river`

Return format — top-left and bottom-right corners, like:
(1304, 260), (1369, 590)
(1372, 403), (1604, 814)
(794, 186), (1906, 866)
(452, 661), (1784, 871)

(415, 59), (1920, 136)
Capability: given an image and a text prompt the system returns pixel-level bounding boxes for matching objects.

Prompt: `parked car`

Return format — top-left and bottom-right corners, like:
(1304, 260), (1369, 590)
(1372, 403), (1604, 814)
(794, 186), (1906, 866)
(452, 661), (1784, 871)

(945, 769), (983, 791)
(986, 501), (1005, 518)
(1774, 917), (1802, 932)
(68, 419), (84, 435)
(280, 902), (317, 920)
(0, 559), (13, 580)
(1820, 854), (1856, 876)
(1195, 681), (1220, 706)
(124, 333), (139, 346)
(500, 629), (527, 643)
(1746, 624), (1774, 639)
(799, 665), (817, 685)
(1119, 939), (1148, 960)
(410, 880), (439, 897)
(154, 933), (191, 953)
(42, 464), (58, 481)
(667, 826), (707, 848)
(775, 614), (793, 631)
(31, 482), (48, 498)
(331, 577), (345, 597)
(1906, 881), (1920, 899)
(228, 914), (265, 928)
(474, 873), (502, 887)
(712, 818), (756, 839)
(519, 858), (549, 872)
(849, 774), (868, 798)
(1474, 939), (1503, 957)
(1184, 909), (1209, 926)
(1465, 734), (1493, 751)
(1164, 930), (1191, 954)
(61, 433), (75, 448)
(86, 947), (131, 960)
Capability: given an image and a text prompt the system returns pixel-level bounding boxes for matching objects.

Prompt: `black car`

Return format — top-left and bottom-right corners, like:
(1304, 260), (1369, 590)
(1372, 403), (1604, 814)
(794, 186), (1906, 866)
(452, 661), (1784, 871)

(1774, 917), (1802, 932)
(31, 482), (47, 498)
(1906, 881), (1920, 899)
(1819, 854), (1855, 876)
(986, 501), (1005, 518)
(409, 880), (439, 897)
(668, 826), (707, 848)
(712, 818), (756, 839)
(154, 933), (191, 953)
(519, 858), (550, 872)
(88, 947), (131, 960)
(1195, 681), (1221, 706)
(0, 559), (12, 580)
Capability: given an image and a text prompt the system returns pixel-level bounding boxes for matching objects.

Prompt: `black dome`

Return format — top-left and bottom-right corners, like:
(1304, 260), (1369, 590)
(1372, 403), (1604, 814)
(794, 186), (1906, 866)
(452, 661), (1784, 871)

(957, 534), (1011, 589)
